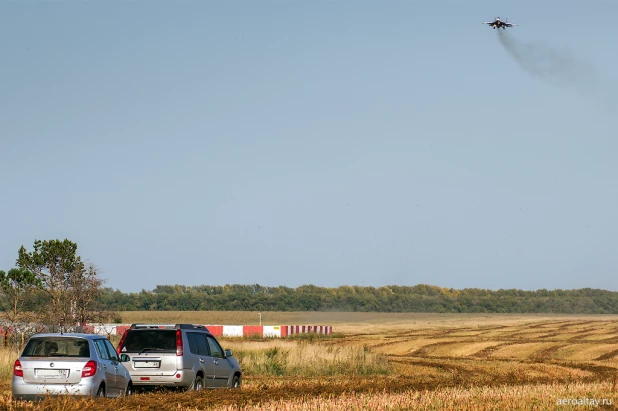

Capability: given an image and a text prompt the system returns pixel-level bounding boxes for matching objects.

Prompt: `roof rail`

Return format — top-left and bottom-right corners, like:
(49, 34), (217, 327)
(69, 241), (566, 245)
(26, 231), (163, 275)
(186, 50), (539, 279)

(130, 323), (209, 331)
(177, 324), (209, 331)
(130, 324), (167, 329)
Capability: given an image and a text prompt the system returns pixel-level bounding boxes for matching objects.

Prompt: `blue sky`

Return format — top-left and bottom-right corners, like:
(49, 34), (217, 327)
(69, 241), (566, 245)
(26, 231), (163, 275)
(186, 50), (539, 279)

(1, 0), (617, 293)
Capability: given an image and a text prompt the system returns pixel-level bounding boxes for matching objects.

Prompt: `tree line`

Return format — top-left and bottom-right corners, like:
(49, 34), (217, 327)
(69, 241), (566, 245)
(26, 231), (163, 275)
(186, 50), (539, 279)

(3, 239), (618, 323)
(96, 284), (618, 314)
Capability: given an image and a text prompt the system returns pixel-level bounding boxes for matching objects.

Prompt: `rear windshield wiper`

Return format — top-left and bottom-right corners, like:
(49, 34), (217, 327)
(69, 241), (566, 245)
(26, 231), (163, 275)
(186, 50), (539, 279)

(139, 347), (168, 353)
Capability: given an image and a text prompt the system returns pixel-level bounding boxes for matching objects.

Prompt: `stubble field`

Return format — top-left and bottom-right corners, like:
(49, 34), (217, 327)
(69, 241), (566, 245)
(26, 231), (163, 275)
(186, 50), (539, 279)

(0, 312), (617, 410)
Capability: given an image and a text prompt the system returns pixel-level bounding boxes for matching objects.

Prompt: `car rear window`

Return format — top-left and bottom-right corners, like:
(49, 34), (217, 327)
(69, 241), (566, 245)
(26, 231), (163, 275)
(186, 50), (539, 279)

(120, 330), (177, 353)
(22, 337), (90, 358)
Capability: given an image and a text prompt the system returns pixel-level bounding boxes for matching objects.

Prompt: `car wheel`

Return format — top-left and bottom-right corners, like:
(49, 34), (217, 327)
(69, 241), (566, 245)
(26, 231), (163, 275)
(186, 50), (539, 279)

(96, 385), (105, 398)
(188, 375), (204, 391)
(125, 382), (133, 396)
(231, 375), (241, 388)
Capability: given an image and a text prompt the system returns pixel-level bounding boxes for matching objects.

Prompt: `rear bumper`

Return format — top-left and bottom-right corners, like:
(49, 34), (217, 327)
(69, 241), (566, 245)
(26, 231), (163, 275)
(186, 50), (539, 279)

(12, 377), (98, 400)
(130, 370), (195, 388)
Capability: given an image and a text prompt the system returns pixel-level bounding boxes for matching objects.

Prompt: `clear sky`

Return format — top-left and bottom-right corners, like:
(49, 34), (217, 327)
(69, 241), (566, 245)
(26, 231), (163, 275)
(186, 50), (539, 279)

(1, 0), (617, 293)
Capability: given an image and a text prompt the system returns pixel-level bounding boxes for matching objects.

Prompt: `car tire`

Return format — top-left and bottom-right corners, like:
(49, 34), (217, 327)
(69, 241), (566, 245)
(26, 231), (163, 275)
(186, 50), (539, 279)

(188, 375), (204, 391)
(231, 375), (241, 388)
(125, 382), (133, 396)
(96, 384), (105, 398)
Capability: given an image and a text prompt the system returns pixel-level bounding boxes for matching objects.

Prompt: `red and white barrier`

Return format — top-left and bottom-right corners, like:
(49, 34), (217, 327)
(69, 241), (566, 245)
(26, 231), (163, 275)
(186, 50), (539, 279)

(94, 324), (118, 336)
(281, 325), (333, 337)
(263, 326), (283, 338)
(86, 324), (333, 338)
(192, 325), (333, 338)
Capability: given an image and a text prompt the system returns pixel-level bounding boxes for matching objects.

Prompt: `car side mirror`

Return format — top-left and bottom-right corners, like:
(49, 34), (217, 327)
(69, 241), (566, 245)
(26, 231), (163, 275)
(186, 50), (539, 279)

(120, 354), (130, 362)
(225, 349), (233, 358)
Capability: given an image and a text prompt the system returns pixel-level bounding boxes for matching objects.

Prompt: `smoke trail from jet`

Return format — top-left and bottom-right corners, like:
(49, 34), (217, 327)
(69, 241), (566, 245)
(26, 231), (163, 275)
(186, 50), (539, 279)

(497, 30), (599, 93)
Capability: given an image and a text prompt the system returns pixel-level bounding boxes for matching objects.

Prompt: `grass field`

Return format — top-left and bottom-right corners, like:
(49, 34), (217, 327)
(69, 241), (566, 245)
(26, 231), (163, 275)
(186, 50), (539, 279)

(0, 312), (617, 410)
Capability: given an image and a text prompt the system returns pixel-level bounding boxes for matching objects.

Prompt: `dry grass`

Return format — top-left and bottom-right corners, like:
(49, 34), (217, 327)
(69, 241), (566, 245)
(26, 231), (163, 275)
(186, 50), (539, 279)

(489, 342), (558, 359)
(368, 338), (457, 355)
(426, 341), (502, 357)
(0, 377), (615, 410)
(553, 343), (618, 361)
(118, 311), (618, 327)
(0, 346), (23, 383)
(1, 314), (618, 410)
(221, 339), (391, 376)
(579, 333), (618, 341)
(120, 311), (311, 326)
(210, 380), (617, 411)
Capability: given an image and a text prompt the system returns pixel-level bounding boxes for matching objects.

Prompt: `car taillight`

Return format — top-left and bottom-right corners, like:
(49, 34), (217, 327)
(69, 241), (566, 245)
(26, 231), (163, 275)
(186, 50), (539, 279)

(82, 360), (97, 378)
(176, 329), (183, 356)
(13, 360), (23, 377)
(117, 330), (128, 355)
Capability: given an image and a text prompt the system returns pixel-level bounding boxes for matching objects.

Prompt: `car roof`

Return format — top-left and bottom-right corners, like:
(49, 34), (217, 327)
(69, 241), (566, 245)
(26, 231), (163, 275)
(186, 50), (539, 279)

(29, 333), (107, 340)
(128, 324), (211, 333)
(127, 328), (213, 336)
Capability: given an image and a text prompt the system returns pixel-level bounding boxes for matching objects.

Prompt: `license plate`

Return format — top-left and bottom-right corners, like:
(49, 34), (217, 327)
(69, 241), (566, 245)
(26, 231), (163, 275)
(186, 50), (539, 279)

(134, 361), (160, 368)
(36, 369), (69, 378)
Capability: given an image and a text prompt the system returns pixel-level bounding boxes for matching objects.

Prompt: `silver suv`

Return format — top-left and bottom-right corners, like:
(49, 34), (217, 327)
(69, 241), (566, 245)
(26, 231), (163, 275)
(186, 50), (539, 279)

(116, 324), (241, 390)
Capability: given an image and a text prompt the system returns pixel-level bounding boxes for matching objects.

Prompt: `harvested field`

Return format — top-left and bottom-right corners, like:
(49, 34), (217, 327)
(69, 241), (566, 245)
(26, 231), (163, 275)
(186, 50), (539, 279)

(489, 342), (558, 359)
(553, 343), (618, 361)
(1, 313), (617, 410)
(423, 341), (502, 357)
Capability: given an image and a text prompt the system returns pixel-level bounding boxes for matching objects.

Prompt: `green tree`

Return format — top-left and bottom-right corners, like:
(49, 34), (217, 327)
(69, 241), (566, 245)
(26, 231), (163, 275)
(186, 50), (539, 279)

(0, 268), (42, 324)
(16, 239), (105, 331)
(68, 262), (106, 326)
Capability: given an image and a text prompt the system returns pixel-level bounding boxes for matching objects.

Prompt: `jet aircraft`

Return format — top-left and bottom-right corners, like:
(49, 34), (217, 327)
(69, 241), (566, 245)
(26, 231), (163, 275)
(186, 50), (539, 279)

(483, 17), (517, 30)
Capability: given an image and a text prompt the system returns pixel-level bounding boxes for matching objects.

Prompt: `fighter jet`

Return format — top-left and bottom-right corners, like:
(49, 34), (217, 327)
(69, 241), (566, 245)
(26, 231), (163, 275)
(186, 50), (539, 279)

(483, 17), (518, 30)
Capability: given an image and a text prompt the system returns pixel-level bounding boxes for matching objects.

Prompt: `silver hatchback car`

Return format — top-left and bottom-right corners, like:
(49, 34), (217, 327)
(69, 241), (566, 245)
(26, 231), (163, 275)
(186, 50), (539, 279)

(12, 333), (133, 400)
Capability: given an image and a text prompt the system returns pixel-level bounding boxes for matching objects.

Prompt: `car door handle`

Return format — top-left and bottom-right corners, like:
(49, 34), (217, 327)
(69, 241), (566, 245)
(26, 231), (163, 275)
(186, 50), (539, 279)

(199, 358), (205, 363)
(213, 360), (218, 365)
